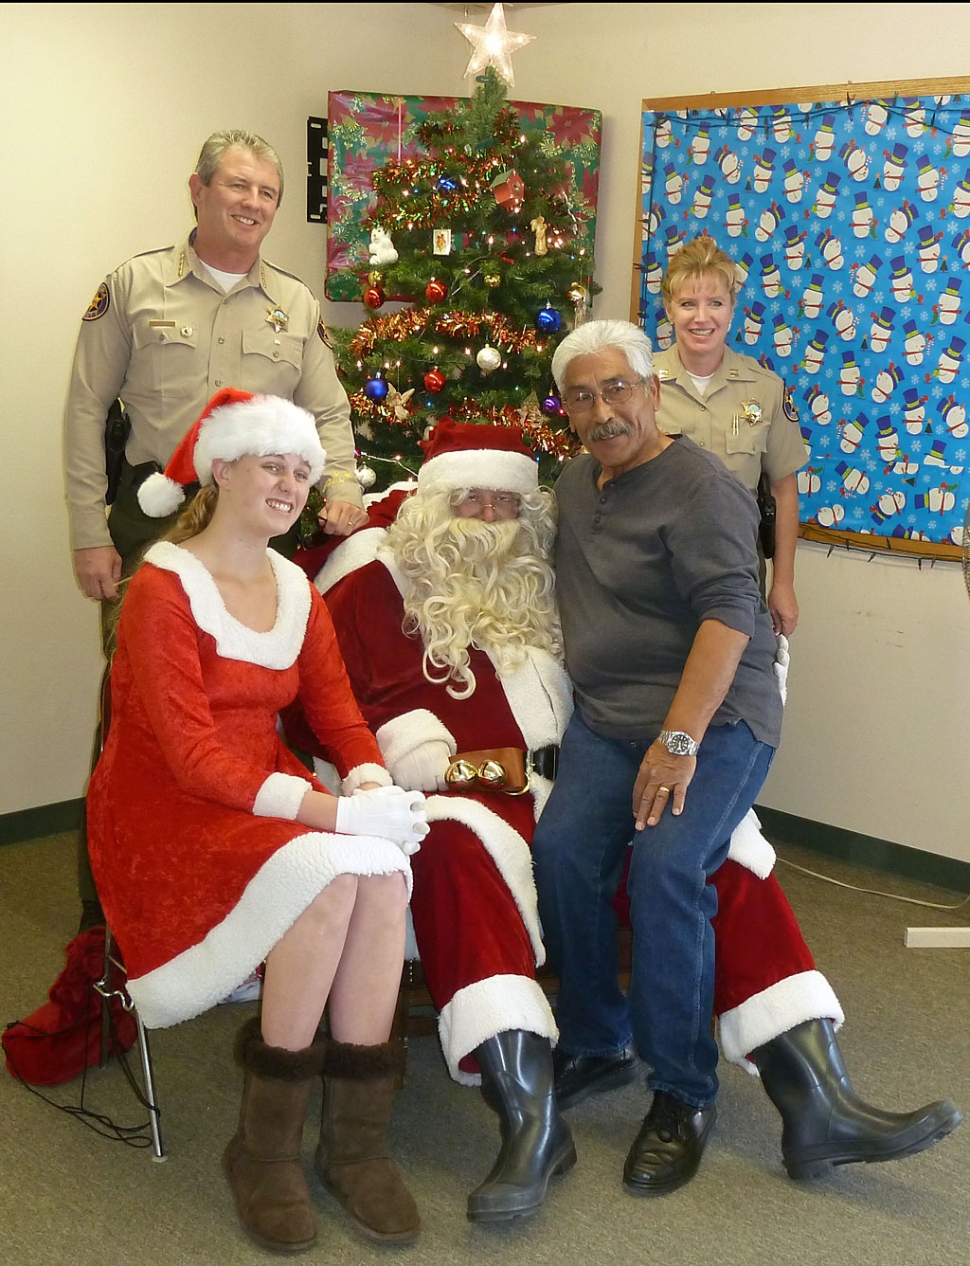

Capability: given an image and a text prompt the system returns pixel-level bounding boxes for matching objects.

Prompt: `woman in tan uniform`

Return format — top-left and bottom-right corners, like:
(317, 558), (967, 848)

(654, 236), (807, 636)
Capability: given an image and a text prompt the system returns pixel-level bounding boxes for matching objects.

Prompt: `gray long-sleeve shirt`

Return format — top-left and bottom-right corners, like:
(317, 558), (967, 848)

(554, 437), (783, 747)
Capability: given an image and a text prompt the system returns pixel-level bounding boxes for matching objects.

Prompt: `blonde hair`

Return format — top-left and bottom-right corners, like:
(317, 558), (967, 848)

(661, 235), (738, 307)
(160, 485), (219, 545)
(385, 486), (561, 698)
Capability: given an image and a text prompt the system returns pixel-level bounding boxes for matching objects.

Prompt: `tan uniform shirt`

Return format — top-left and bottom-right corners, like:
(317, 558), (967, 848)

(654, 345), (806, 493)
(64, 234), (362, 550)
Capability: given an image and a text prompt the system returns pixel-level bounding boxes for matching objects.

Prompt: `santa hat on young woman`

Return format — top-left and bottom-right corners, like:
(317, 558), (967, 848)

(137, 387), (327, 517)
(416, 417), (538, 498)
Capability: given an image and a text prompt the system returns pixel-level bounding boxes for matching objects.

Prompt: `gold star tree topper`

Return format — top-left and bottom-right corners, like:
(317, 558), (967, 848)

(455, 3), (536, 88)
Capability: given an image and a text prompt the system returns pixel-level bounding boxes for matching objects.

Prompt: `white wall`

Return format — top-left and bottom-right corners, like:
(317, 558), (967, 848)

(3, 2), (970, 864)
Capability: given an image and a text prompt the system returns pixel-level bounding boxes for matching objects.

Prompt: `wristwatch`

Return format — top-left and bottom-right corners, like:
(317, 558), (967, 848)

(657, 729), (700, 757)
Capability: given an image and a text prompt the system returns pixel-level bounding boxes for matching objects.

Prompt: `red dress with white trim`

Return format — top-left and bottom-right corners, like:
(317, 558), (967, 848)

(87, 542), (408, 1030)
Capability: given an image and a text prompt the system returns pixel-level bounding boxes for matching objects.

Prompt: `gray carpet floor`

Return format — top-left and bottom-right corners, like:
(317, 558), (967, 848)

(1, 830), (968, 1266)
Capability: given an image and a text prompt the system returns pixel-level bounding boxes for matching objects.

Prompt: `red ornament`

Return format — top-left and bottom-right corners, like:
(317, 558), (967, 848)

(363, 285), (385, 309)
(425, 279), (447, 303)
(423, 368), (446, 393)
(491, 169), (525, 210)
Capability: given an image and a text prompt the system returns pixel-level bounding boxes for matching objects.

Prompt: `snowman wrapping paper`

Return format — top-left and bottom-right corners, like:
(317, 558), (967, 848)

(638, 93), (970, 548)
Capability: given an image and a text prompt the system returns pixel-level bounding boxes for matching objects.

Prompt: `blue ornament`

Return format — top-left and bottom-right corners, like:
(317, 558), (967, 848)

(437, 176), (459, 192)
(535, 305), (562, 334)
(364, 376), (389, 402)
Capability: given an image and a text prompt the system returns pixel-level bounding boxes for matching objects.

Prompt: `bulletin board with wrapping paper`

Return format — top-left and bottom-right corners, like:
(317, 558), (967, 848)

(326, 89), (602, 303)
(636, 78), (970, 559)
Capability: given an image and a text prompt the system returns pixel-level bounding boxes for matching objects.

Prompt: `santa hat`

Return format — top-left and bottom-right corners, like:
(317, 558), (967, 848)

(137, 388), (326, 517)
(416, 417), (537, 497)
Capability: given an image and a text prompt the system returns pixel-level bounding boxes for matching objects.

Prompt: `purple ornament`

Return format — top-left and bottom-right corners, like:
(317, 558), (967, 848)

(541, 395), (562, 416)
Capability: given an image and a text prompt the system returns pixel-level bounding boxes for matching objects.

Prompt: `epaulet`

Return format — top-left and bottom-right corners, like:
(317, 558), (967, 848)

(261, 257), (313, 291)
(127, 244), (174, 262)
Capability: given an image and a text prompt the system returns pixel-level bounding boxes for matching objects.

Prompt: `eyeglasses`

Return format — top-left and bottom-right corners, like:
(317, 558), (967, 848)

(563, 379), (644, 414)
(459, 490), (521, 514)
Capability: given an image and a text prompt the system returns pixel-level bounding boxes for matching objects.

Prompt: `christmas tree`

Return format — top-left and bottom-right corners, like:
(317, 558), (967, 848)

(328, 69), (599, 493)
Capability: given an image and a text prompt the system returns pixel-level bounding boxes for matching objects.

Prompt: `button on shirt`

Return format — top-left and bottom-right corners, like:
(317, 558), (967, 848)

(64, 235), (362, 550)
(654, 345), (807, 493)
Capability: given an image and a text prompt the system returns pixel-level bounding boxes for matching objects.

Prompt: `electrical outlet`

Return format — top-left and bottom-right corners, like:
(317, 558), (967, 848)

(904, 926), (970, 948)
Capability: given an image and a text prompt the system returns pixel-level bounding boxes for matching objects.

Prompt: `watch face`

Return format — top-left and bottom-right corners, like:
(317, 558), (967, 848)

(662, 731), (696, 755)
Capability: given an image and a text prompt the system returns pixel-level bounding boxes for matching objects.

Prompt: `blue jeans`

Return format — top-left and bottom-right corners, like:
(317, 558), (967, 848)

(532, 709), (774, 1108)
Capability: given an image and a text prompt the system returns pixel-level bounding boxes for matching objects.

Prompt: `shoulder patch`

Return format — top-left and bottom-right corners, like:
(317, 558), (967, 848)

(783, 385), (800, 422)
(83, 282), (110, 322)
(317, 317), (332, 348)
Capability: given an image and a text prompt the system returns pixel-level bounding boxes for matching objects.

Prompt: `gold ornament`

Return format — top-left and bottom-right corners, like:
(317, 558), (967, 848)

(368, 270), (384, 286)
(484, 271), (501, 288)
(530, 215), (548, 256)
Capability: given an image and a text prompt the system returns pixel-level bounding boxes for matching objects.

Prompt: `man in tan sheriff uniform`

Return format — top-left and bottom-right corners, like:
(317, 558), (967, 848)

(63, 129), (368, 931)
(654, 236), (807, 638)
(64, 128), (367, 605)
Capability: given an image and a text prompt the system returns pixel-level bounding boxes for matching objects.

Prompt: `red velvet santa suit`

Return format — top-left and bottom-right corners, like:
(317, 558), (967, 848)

(295, 497), (843, 1082)
(87, 541), (410, 1030)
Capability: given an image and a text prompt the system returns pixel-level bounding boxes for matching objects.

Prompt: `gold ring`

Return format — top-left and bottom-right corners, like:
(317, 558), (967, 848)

(658, 786), (671, 794)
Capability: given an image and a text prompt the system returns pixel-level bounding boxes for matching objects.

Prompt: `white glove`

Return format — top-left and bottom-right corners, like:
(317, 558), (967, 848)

(389, 741), (453, 792)
(334, 784), (429, 855)
(773, 633), (790, 705)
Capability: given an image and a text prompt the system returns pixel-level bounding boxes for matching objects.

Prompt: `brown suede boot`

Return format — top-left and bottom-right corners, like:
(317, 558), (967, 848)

(223, 1018), (327, 1255)
(315, 1040), (420, 1244)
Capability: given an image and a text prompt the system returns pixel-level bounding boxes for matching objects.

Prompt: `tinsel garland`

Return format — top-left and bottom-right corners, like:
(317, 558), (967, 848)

(347, 307), (548, 358)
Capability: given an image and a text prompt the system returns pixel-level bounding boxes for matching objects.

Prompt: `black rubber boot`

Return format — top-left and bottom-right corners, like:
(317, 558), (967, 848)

(467, 1031), (577, 1222)
(752, 1018), (962, 1179)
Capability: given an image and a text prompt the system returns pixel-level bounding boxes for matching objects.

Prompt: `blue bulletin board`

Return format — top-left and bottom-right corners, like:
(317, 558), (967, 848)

(636, 79), (970, 559)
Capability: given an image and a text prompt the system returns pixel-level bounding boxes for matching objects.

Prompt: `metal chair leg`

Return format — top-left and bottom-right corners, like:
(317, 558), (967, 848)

(94, 926), (166, 1159)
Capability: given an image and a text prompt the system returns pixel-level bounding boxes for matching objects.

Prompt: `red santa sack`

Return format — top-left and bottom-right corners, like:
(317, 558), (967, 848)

(2, 927), (137, 1086)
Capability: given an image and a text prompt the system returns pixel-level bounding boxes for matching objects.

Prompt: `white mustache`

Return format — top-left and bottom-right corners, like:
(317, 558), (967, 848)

(588, 420), (633, 442)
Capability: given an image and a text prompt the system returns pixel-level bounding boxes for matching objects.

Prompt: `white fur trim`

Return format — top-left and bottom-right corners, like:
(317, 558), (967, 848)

(424, 794), (544, 963)
(137, 472), (186, 517)
(194, 395), (325, 485)
(375, 711), (457, 771)
(488, 646), (573, 751)
(726, 808), (776, 879)
(314, 528), (388, 596)
(438, 975), (558, 1085)
(418, 449), (537, 497)
(145, 542), (310, 668)
(340, 763), (393, 795)
(718, 970), (845, 1073)
(126, 831), (411, 1028)
(252, 772), (311, 820)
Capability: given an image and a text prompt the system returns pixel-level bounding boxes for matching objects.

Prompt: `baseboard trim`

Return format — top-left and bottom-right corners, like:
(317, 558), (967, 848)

(0, 799), (84, 846)
(756, 805), (970, 895)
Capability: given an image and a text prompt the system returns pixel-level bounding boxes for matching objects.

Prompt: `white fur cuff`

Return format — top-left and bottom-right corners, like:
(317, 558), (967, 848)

(253, 772), (312, 820)
(340, 762), (393, 796)
(727, 807), (776, 878)
(376, 710), (457, 769)
(438, 974), (558, 1085)
(718, 970), (844, 1073)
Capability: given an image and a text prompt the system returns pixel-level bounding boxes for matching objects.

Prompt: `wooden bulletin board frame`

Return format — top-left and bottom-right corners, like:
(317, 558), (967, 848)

(633, 74), (970, 559)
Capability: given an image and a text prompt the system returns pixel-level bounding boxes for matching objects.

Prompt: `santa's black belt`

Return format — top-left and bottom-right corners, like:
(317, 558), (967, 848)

(444, 744), (559, 794)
